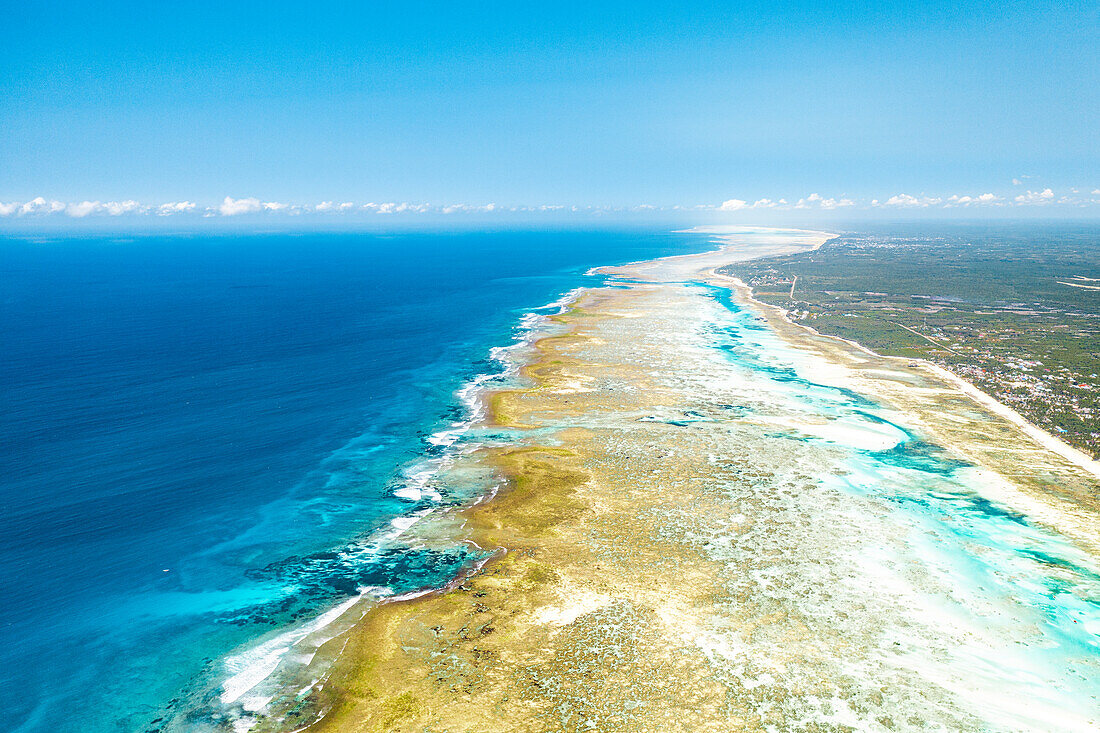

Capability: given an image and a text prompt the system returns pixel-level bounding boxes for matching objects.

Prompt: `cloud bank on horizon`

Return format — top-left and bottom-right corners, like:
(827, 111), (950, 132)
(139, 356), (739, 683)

(2, 190), (1098, 222)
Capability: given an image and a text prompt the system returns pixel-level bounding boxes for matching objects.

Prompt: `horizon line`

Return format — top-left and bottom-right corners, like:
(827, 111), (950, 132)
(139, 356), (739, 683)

(2, 187), (1100, 223)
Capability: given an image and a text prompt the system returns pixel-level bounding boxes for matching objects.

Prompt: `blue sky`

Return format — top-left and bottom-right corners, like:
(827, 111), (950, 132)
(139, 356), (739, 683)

(2, 0), (1098, 222)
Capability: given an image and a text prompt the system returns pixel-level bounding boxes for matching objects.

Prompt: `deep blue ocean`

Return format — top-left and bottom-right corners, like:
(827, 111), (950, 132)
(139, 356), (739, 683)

(0, 229), (712, 732)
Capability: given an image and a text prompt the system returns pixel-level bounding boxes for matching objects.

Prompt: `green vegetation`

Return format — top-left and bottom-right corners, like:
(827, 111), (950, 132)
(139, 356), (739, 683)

(721, 225), (1100, 458)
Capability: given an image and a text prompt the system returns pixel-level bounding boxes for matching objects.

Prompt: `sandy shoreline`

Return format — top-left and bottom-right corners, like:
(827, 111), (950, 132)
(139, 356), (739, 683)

(268, 226), (1100, 732)
(702, 245), (1100, 483)
(720, 278), (1100, 481)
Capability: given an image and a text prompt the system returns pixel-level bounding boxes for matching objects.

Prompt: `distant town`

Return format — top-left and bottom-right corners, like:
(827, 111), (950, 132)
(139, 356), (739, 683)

(724, 227), (1100, 458)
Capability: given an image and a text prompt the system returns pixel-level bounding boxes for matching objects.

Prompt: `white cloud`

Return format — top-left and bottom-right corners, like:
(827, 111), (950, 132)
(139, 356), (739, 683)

(946, 193), (1002, 207)
(819, 197), (855, 210)
(716, 194), (851, 211)
(719, 198), (748, 211)
(0, 198), (198, 218)
(66, 200), (102, 218)
(314, 201), (354, 212)
(881, 193), (942, 208)
(790, 193), (851, 210)
(1014, 188), (1054, 205)
(4, 188), (1098, 223)
(4, 198), (195, 218)
(19, 197), (66, 215)
(157, 201), (196, 216)
(218, 196), (264, 216)
(103, 200), (144, 216)
(882, 194), (913, 207)
(441, 202), (499, 214)
(368, 201), (433, 214)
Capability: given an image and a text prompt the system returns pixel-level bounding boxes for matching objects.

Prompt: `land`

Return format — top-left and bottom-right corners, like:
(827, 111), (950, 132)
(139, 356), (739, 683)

(264, 229), (1100, 732)
(721, 225), (1100, 458)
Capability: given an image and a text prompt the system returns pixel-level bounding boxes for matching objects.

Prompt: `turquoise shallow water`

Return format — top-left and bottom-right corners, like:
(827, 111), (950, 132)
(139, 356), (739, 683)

(690, 277), (1100, 727)
(0, 229), (716, 732)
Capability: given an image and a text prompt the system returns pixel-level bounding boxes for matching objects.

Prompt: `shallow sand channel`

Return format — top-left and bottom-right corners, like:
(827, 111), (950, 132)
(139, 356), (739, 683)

(300, 228), (1100, 732)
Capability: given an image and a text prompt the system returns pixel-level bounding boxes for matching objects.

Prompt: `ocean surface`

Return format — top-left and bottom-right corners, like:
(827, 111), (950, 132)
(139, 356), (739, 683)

(0, 229), (715, 732)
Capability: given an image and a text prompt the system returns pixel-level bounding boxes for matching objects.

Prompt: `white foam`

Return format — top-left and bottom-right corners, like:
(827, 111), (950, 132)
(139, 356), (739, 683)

(392, 288), (581, 513)
(220, 593), (366, 708)
(215, 286), (581, 725)
(389, 515), (421, 532)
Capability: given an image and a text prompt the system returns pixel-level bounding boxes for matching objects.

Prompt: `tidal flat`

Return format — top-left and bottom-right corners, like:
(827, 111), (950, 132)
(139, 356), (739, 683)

(297, 228), (1100, 732)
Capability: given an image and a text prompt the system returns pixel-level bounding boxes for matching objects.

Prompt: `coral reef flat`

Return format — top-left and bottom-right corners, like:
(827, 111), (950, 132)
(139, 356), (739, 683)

(305, 229), (1100, 732)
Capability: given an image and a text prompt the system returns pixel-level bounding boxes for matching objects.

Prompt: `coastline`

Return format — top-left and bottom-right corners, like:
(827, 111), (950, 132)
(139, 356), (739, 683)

(712, 269), (1100, 483)
(707, 269), (1100, 557)
(277, 227), (1100, 731)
